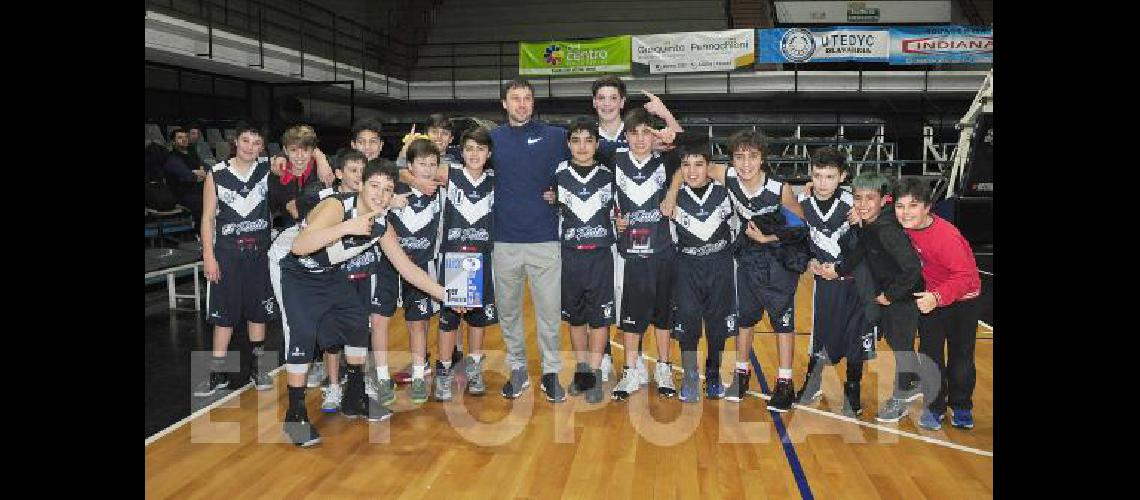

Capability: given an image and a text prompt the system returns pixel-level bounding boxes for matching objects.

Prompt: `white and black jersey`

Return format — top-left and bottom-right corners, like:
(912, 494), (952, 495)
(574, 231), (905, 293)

(390, 183), (443, 264)
(673, 182), (734, 259)
(283, 193), (388, 274)
(556, 161), (616, 249)
(440, 165), (494, 253)
(726, 169), (784, 226)
(798, 189), (855, 264)
(211, 158), (272, 250)
(613, 150), (677, 256)
(597, 124), (629, 166)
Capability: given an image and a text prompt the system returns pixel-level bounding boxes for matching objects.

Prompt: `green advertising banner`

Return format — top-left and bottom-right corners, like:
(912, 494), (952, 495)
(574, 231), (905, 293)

(519, 36), (632, 76)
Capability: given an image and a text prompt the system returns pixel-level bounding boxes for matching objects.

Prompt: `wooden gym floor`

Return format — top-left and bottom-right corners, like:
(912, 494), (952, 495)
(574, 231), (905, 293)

(145, 270), (993, 499)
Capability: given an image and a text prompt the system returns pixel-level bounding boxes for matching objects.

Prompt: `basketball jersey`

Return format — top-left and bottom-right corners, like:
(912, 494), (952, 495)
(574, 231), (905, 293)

(441, 165), (495, 253)
(725, 168), (785, 244)
(211, 157), (272, 251)
(597, 123), (629, 166)
(389, 183), (442, 264)
(673, 182), (734, 259)
(798, 189), (855, 263)
(284, 193), (388, 274)
(555, 161), (616, 248)
(613, 151), (674, 256)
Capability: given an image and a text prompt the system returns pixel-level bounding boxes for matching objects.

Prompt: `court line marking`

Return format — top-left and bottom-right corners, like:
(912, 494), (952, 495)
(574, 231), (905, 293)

(610, 340), (993, 458)
(747, 350), (815, 498)
(145, 365), (285, 447)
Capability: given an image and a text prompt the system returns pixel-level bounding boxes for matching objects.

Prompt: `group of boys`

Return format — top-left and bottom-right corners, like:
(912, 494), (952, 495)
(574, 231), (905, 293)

(189, 75), (983, 448)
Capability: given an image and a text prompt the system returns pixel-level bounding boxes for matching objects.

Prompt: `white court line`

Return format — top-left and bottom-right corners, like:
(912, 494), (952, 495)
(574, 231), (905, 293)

(145, 365), (285, 447)
(610, 340), (993, 458)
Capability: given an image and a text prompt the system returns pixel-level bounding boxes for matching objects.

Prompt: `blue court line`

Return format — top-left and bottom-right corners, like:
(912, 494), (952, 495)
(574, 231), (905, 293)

(749, 348), (814, 500)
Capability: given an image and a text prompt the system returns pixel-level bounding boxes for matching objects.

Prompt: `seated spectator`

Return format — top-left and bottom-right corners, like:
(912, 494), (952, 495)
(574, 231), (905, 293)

(185, 121), (218, 168)
(162, 127), (206, 225)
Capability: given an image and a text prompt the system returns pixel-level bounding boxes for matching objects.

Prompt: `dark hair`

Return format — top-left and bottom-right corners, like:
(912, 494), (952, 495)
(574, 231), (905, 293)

(460, 126), (493, 150)
(183, 120), (204, 133)
(568, 116), (600, 140)
(406, 138), (440, 164)
(232, 120), (265, 141)
(168, 127), (187, 141)
(622, 108), (658, 133)
(334, 148), (367, 171)
(894, 177), (933, 206)
(810, 146), (848, 174)
(426, 113), (453, 134)
(363, 158), (398, 184)
(351, 118), (384, 142)
(727, 129), (768, 156)
(501, 79), (534, 100)
(591, 75), (627, 99)
(677, 136), (711, 163)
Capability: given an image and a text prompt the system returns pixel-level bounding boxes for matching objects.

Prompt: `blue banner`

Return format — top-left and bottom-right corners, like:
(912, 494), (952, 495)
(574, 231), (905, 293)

(889, 26), (992, 64)
(757, 26), (891, 64)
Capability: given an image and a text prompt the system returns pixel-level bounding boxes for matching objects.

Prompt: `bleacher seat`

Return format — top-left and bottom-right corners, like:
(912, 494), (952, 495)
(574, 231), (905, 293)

(213, 142), (232, 161)
(206, 128), (224, 145)
(145, 206), (195, 248)
(223, 129), (236, 142)
(166, 125), (181, 138)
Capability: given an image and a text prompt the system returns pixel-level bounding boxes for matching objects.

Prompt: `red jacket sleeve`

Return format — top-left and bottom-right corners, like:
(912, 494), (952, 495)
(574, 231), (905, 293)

(931, 224), (981, 306)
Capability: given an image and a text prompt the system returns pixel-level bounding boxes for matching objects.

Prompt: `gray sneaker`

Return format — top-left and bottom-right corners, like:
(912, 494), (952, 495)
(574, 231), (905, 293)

(897, 381), (923, 403)
(375, 376), (396, 406)
(599, 354), (613, 383)
(435, 363), (455, 401)
(410, 378), (429, 404)
(321, 384), (343, 413)
(501, 367), (530, 399)
(366, 395), (393, 422)
(306, 362), (327, 388)
(585, 369), (604, 404)
(465, 355), (486, 395)
(875, 397), (910, 423)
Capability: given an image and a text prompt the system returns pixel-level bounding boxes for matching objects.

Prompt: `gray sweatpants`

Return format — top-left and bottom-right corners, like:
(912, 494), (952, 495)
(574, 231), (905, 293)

(492, 242), (562, 374)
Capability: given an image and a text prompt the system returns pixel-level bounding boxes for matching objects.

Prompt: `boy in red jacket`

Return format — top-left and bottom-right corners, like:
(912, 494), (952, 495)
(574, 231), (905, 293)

(894, 178), (982, 431)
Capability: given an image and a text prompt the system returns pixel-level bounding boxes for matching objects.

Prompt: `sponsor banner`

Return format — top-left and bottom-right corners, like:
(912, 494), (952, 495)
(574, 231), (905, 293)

(631, 29), (755, 75)
(757, 26), (890, 63)
(519, 36), (631, 76)
(774, 1), (952, 24)
(890, 26), (992, 64)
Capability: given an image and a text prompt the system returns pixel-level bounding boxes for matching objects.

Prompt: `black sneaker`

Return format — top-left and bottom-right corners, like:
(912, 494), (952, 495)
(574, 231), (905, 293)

(541, 373), (566, 403)
(768, 378), (795, 413)
(841, 381), (862, 417)
(282, 409), (321, 447)
(340, 373), (367, 419)
(724, 368), (750, 403)
(193, 372), (230, 397)
(501, 367), (530, 399)
(569, 362), (590, 396)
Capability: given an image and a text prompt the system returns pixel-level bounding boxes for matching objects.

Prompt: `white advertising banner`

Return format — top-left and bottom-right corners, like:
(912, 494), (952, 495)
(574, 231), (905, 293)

(632, 29), (755, 75)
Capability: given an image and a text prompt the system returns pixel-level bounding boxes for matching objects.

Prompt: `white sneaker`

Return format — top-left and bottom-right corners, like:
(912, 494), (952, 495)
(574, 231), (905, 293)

(321, 384), (343, 413)
(654, 361), (676, 398)
(599, 354), (613, 383)
(611, 368), (641, 401)
(636, 355), (649, 386)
